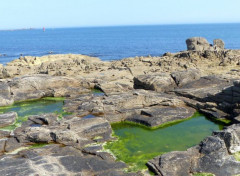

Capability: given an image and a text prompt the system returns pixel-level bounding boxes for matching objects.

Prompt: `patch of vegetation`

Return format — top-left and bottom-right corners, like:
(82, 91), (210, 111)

(0, 97), (66, 131)
(104, 112), (224, 172)
(29, 143), (48, 149)
(42, 97), (65, 101)
(91, 88), (105, 96)
(234, 152), (240, 161)
(193, 173), (215, 176)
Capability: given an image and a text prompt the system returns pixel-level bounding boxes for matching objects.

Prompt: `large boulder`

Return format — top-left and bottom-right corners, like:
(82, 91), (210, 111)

(170, 69), (201, 87)
(186, 37), (211, 51)
(8, 75), (89, 102)
(134, 73), (176, 92)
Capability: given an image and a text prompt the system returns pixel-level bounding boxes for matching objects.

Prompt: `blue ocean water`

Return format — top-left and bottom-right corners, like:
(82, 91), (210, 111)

(0, 23), (240, 64)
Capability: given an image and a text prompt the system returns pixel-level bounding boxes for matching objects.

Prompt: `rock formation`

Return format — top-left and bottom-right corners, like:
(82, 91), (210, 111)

(0, 37), (239, 175)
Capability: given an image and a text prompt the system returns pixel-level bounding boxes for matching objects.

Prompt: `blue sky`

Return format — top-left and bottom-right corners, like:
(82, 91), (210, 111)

(0, 0), (240, 29)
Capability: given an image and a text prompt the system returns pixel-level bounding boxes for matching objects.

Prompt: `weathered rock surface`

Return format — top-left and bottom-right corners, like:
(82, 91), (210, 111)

(0, 113), (142, 175)
(170, 69), (201, 87)
(15, 115), (112, 148)
(186, 37), (211, 51)
(0, 112), (17, 128)
(134, 69), (202, 93)
(134, 73), (176, 92)
(0, 144), (140, 176)
(148, 124), (240, 176)
(0, 75), (91, 106)
(214, 39), (225, 49)
(0, 81), (14, 106)
(125, 106), (195, 127)
(63, 90), (194, 127)
(0, 37), (240, 175)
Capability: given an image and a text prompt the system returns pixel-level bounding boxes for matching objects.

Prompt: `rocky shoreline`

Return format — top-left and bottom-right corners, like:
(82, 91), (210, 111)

(0, 37), (240, 175)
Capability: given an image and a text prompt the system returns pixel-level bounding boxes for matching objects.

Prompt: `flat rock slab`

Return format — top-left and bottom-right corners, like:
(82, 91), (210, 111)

(174, 75), (235, 102)
(0, 112), (17, 128)
(63, 90), (186, 124)
(14, 114), (113, 149)
(0, 145), (140, 176)
(125, 106), (196, 127)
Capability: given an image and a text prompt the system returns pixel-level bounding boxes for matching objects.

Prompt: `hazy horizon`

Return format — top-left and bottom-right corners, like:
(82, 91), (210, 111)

(1, 22), (240, 31)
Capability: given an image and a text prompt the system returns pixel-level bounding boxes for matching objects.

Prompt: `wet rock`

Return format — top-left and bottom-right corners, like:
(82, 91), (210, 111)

(125, 106), (196, 128)
(0, 112), (17, 128)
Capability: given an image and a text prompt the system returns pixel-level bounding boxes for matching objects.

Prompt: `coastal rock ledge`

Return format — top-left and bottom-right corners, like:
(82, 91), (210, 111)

(0, 37), (240, 176)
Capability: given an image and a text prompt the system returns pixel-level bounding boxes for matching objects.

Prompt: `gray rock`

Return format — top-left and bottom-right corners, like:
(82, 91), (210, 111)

(5, 137), (23, 153)
(0, 130), (10, 139)
(0, 145), (139, 176)
(171, 69), (201, 87)
(148, 126), (240, 176)
(0, 138), (7, 154)
(7, 75), (86, 103)
(15, 116), (112, 148)
(28, 113), (58, 126)
(213, 39), (225, 49)
(64, 90), (184, 125)
(0, 81), (14, 106)
(134, 73), (176, 92)
(147, 147), (199, 176)
(174, 75), (234, 102)
(213, 124), (240, 153)
(194, 136), (240, 176)
(186, 37), (211, 51)
(125, 106), (195, 128)
(0, 112), (17, 128)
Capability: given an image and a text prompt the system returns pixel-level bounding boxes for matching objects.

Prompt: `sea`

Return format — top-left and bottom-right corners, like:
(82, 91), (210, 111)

(0, 23), (240, 65)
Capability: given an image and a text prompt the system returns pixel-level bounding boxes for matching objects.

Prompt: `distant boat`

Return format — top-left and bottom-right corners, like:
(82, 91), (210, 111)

(43, 27), (45, 32)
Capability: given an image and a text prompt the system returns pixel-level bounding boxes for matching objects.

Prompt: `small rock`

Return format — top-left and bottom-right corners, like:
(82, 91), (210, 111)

(213, 39), (225, 49)
(5, 137), (22, 153)
(0, 112), (17, 128)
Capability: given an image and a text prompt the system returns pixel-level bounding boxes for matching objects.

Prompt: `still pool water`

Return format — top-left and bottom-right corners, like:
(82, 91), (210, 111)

(104, 113), (224, 171)
(0, 97), (65, 130)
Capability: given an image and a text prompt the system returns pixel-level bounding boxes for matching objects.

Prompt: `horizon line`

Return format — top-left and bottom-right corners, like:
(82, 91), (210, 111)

(1, 21), (240, 31)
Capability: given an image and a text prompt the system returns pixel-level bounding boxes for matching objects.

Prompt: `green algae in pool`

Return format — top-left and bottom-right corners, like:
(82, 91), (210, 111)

(104, 113), (224, 172)
(0, 97), (65, 130)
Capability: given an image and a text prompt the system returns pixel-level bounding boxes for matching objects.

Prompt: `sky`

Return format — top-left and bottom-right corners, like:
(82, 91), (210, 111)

(0, 0), (240, 29)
